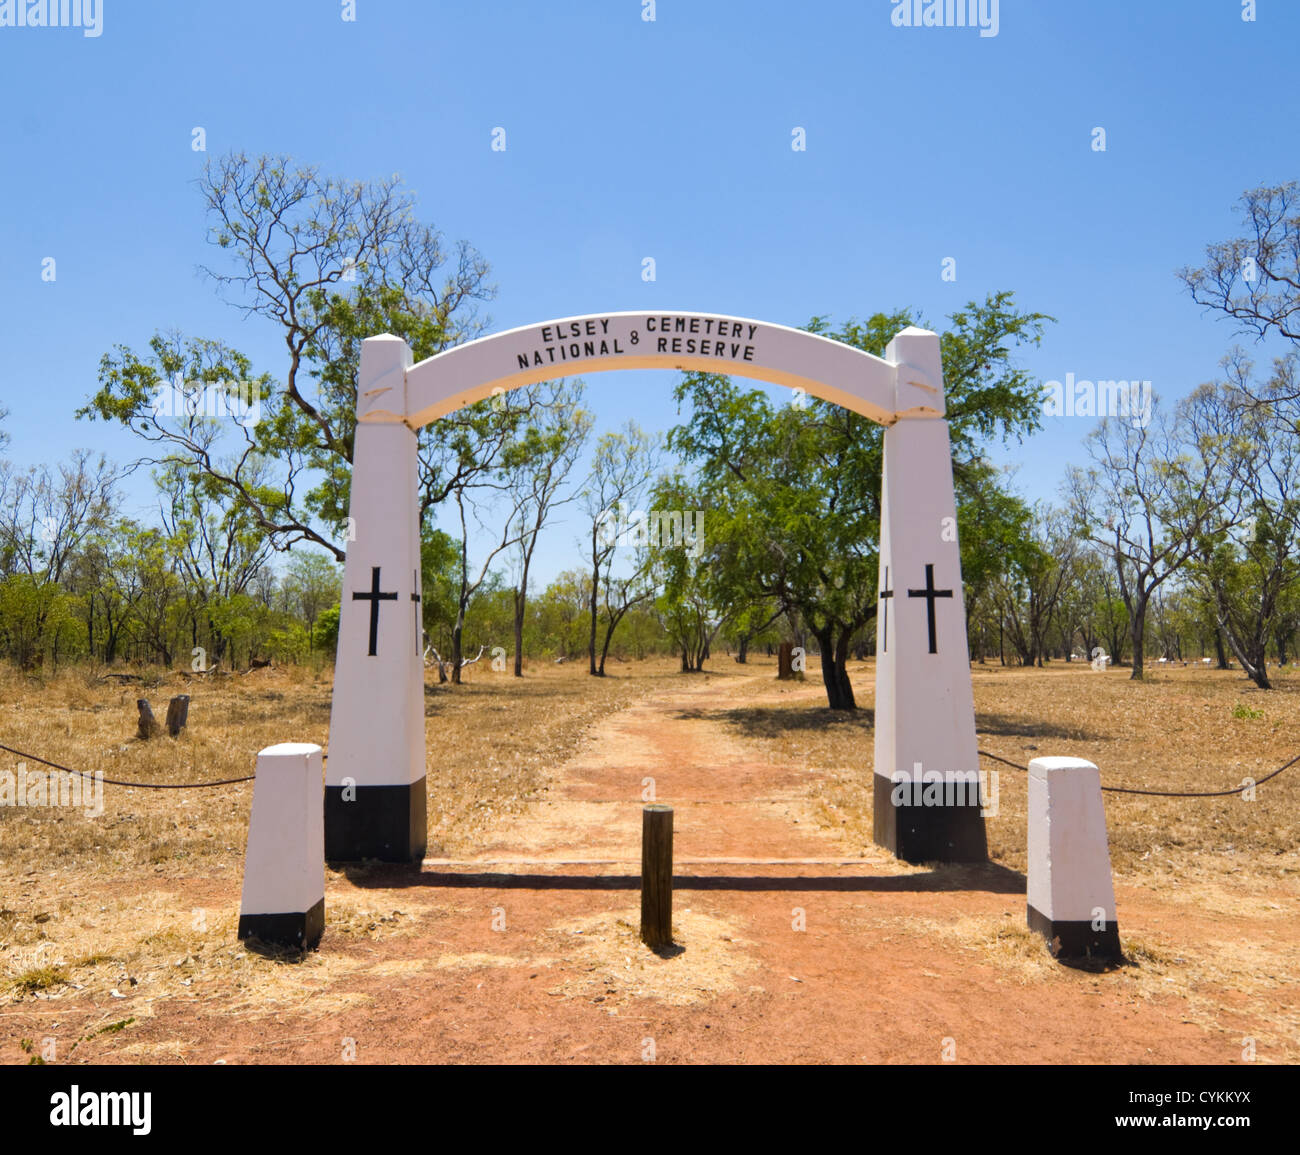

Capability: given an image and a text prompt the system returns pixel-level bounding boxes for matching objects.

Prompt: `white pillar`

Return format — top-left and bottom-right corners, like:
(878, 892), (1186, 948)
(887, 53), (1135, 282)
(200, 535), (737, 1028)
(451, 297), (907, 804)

(239, 743), (325, 948)
(872, 327), (986, 862)
(1027, 756), (1121, 960)
(325, 335), (427, 862)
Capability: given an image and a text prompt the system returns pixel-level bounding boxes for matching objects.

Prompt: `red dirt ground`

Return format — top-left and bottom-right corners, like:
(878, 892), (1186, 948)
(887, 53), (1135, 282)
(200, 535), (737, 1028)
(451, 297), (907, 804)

(3, 673), (1291, 1064)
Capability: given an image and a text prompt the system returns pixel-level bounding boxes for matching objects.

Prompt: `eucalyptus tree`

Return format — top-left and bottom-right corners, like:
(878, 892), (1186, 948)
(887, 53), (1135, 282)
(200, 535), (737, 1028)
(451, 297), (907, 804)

(579, 422), (662, 676)
(1179, 181), (1300, 349)
(670, 293), (1052, 709)
(506, 381), (591, 676)
(1185, 367), (1300, 689)
(1067, 392), (1239, 680)
(80, 151), (496, 562)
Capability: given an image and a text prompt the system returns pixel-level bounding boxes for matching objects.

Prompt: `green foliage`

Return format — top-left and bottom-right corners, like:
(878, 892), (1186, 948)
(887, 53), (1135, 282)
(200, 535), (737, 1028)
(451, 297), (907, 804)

(315, 603), (341, 653)
(266, 623), (311, 665)
(670, 292), (1051, 705)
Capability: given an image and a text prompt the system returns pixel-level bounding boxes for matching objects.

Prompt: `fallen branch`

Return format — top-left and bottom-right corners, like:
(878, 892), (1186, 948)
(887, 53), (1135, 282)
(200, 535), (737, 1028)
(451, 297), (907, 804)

(424, 644), (488, 682)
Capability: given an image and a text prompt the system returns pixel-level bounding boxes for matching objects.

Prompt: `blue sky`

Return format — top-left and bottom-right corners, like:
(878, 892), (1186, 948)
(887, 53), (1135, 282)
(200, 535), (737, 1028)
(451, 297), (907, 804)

(1, 0), (1297, 584)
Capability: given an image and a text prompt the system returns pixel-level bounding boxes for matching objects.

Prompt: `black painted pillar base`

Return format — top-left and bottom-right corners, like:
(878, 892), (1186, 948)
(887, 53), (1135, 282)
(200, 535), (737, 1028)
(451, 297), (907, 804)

(1028, 904), (1122, 962)
(238, 898), (325, 951)
(325, 778), (427, 863)
(872, 773), (988, 864)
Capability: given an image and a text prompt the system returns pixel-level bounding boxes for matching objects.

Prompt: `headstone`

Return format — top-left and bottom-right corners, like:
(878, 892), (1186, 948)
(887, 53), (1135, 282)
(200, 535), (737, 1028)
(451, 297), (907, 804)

(165, 694), (189, 737)
(136, 699), (160, 740)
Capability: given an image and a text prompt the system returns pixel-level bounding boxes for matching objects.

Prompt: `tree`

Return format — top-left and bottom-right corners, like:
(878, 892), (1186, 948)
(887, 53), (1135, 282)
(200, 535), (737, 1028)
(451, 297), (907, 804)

(994, 506), (1078, 667)
(956, 459), (1036, 659)
(595, 546), (657, 675)
(80, 152), (495, 562)
(0, 452), (118, 585)
(282, 551), (341, 653)
(1067, 394), (1237, 680)
(0, 453), (117, 668)
(435, 387), (569, 683)
(580, 423), (661, 676)
(1179, 181), (1300, 348)
(506, 381), (590, 676)
(652, 475), (722, 672)
(670, 293), (1052, 709)
(157, 461), (272, 667)
(1186, 367), (1300, 689)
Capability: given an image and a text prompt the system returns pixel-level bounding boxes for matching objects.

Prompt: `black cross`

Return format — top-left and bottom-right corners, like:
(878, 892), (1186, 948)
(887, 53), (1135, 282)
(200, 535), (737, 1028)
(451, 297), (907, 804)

(410, 570), (421, 655)
(352, 566), (397, 656)
(879, 567), (893, 653)
(907, 563), (953, 655)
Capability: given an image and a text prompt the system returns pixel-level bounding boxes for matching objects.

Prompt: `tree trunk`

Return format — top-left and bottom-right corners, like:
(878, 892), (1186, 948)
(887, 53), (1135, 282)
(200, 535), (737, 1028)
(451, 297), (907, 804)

(587, 540), (601, 676)
(450, 619), (464, 685)
(598, 609), (626, 676)
(735, 635), (748, 664)
(1214, 629), (1230, 670)
(777, 642), (794, 680)
(1223, 627), (1271, 689)
(1129, 599), (1147, 680)
(513, 589), (525, 678)
(814, 628), (856, 710)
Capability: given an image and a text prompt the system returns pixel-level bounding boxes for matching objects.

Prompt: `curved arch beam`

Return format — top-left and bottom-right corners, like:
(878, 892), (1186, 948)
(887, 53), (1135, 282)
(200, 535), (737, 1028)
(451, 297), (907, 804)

(387, 311), (944, 428)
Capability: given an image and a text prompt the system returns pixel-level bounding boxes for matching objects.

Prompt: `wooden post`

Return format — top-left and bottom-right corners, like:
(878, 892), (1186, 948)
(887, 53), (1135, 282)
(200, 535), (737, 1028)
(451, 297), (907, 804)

(640, 804), (674, 951)
(166, 694), (190, 737)
(136, 699), (160, 740)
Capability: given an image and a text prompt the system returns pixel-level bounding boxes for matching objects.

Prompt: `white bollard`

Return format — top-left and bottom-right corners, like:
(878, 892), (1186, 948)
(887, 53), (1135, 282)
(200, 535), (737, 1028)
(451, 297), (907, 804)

(239, 743), (325, 950)
(1027, 756), (1121, 961)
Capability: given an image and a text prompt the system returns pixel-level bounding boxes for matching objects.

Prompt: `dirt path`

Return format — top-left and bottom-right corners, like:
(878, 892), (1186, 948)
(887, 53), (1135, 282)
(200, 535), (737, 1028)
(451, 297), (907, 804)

(10, 670), (1290, 1064)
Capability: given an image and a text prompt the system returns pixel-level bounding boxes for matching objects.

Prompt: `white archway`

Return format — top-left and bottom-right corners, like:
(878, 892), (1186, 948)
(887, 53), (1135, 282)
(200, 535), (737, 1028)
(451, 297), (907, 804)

(326, 311), (985, 866)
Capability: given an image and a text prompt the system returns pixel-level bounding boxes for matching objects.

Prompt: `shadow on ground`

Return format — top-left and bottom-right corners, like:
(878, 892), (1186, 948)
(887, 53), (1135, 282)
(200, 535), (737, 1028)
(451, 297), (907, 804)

(975, 711), (1105, 742)
(670, 705), (875, 736)
(338, 860), (1025, 895)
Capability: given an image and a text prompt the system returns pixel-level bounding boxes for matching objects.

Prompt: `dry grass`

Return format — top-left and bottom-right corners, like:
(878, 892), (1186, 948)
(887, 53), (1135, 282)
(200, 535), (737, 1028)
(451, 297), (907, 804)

(539, 905), (760, 1009)
(697, 657), (1300, 885)
(0, 658), (664, 1017)
(1, 654), (1296, 1059)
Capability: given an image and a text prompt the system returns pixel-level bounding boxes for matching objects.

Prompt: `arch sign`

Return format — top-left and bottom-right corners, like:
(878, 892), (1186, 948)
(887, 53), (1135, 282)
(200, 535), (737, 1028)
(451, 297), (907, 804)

(326, 312), (987, 866)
